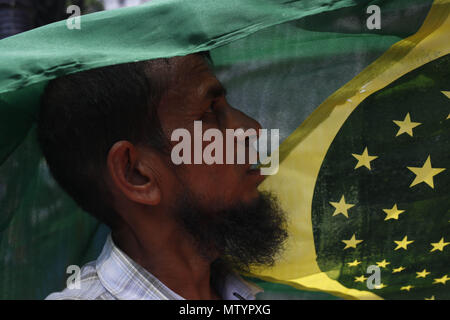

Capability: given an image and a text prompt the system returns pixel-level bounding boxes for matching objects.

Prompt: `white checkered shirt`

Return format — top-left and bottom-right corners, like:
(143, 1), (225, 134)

(46, 234), (263, 300)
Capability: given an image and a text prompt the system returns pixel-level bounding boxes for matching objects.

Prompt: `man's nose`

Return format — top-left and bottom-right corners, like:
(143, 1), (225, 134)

(222, 103), (262, 134)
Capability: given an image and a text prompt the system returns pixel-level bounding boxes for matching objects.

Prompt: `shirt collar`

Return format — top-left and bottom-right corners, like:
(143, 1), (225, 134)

(96, 234), (263, 300)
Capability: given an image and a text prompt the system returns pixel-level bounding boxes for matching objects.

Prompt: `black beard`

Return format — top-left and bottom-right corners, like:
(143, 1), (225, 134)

(173, 191), (288, 273)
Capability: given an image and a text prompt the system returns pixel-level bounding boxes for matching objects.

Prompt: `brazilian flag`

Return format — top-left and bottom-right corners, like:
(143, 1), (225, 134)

(0, 0), (448, 299)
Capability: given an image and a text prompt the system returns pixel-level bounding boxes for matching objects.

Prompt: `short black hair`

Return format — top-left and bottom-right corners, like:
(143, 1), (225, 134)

(38, 58), (172, 228)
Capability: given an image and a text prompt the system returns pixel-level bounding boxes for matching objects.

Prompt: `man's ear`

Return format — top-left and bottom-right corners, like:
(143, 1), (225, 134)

(107, 141), (161, 206)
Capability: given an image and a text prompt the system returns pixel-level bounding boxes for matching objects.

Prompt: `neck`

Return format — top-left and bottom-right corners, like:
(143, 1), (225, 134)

(111, 214), (221, 300)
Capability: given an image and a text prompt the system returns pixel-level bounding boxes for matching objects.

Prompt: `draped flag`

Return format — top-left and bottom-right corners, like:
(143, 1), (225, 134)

(0, 0), (448, 299)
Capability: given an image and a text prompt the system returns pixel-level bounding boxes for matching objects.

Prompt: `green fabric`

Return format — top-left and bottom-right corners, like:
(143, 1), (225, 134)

(0, 0), (437, 299)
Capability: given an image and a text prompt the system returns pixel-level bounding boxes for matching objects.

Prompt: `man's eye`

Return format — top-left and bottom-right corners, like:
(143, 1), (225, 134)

(206, 103), (215, 113)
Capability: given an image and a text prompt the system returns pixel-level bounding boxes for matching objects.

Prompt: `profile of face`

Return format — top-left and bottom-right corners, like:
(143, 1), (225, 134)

(107, 54), (288, 271)
(159, 54), (264, 208)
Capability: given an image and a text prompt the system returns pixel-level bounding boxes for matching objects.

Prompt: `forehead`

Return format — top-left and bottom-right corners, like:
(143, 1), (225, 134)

(168, 54), (219, 95)
(157, 54), (223, 123)
(177, 54), (212, 75)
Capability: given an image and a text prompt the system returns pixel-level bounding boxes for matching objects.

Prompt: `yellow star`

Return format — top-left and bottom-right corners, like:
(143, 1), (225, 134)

(392, 266), (405, 273)
(416, 269), (430, 278)
(430, 237), (450, 252)
(407, 156), (446, 189)
(394, 236), (414, 250)
(354, 275), (368, 283)
(374, 283), (387, 289)
(342, 234), (363, 250)
(382, 204), (405, 221)
(400, 285), (414, 291)
(347, 259), (362, 267)
(352, 147), (378, 170)
(433, 275), (449, 285)
(330, 195), (355, 218)
(376, 259), (390, 268)
(425, 295), (435, 300)
(393, 113), (421, 137)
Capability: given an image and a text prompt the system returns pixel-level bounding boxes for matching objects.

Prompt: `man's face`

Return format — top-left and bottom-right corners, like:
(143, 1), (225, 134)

(157, 54), (265, 212)
(143, 54), (287, 269)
